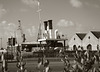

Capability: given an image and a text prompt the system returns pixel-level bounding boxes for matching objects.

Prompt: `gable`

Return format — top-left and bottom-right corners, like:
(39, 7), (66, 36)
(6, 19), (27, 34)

(82, 31), (98, 46)
(76, 33), (86, 40)
(91, 31), (100, 39)
(68, 34), (82, 45)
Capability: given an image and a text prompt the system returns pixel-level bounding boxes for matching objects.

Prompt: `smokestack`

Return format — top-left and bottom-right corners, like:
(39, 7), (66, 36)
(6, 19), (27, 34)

(44, 21), (48, 30)
(48, 20), (53, 29)
(48, 20), (53, 39)
(55, 29), (58, 39)
(44, 21), (48, 39)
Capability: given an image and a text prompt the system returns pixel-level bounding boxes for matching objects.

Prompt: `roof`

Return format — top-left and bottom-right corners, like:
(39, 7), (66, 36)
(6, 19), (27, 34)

(76, 33), (86, 40)
(38, 38), (68, 42)
(22, 41), (46, 44)
(91, 31), (100, 39)
(0, 49), (7, 53)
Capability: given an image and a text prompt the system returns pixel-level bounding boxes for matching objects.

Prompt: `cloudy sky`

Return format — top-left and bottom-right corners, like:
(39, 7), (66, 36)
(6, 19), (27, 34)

(0, 0), (100, 47)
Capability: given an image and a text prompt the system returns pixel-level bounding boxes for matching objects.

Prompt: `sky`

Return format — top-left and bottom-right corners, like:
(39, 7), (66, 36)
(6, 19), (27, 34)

(0, 0), (100, 48)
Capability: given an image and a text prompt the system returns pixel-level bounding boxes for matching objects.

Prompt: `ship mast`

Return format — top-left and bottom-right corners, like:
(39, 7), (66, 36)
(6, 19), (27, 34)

(18, 20), (23, 38)
(37, 0), (42, 41)
(18, 20), (26, 43)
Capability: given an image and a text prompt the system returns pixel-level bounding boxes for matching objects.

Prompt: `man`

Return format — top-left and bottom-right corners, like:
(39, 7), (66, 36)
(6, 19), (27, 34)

(63, 56), (72, 72)
(44, 59), (51, 72)
(96, 45), (100, 63)
(37, 58), (42, 72)
(84, 48), (95, 72)
(73, 50), (83, 72)
(84, 48), (91, 61)
(16, 56), (27, 72)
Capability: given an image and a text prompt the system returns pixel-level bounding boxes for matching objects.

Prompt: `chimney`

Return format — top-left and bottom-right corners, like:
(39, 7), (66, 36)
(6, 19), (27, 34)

(55, 29), (58, 39)
(48, 20), (53, 39)
(44, 21), (48, 39)
(48, 20), (53, 29)
(44, 21), (48, 30)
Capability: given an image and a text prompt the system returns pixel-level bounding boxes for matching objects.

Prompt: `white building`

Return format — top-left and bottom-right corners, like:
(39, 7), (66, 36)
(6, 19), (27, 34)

(68, 33), (86, 50)
(82, 31), (100, 50)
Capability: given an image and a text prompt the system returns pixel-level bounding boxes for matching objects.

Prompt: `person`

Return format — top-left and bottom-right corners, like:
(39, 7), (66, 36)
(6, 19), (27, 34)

(83, 49), (96, 72)
(73, 50), (84, 72)
(44, 59), (51, 72)
(37, 58), (42, 72)
(16, 56), (27, 72)
(1, 52), (8, 72)
(95, 45), (100, 63)
(84, 49), (91, 61)
(92, 47), (100, 72)
(72, 59), (83, 72)
(59, 48), (65, 62)
(16, 61), (27, 72)
(63, 56), (72, 72)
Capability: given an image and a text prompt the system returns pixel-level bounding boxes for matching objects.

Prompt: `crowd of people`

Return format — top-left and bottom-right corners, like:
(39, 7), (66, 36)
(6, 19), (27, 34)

(15, 46), (100, 72)
(36, 46), (100, 72)
(61, 47), (100, 72)
(1, 46), (100, 72)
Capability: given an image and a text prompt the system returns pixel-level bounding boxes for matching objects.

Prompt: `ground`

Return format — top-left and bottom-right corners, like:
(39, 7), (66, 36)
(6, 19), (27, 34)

(0, 58), (99, 72)
(0, 58), (65, 72)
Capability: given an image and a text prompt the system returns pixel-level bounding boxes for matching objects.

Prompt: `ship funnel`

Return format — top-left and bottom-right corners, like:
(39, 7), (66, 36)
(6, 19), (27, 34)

(48, 20), (53, 39)
(55, 29), (58, 39)
(43, 21), (48, 39)
(48, 20), (53, 29)
(44, 21), (48, 30)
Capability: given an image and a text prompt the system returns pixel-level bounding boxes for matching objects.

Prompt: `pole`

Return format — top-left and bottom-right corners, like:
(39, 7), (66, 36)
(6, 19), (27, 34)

(81, 40), (83, 50)
(0, 38), (2, 49)
(40, 41), (43, 64)
(1, 38), (2, 48)
(37, 0), (43, 40)
(14, 31), (16, 53)
(2, 52), (6, 72)
(98, 38), (99, 49)
(64, 40), (66, 56)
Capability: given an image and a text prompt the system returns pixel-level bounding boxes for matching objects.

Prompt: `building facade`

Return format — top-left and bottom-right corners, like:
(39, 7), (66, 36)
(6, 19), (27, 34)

(82, 31), (100, 50)
(68, 33), (86, 50)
